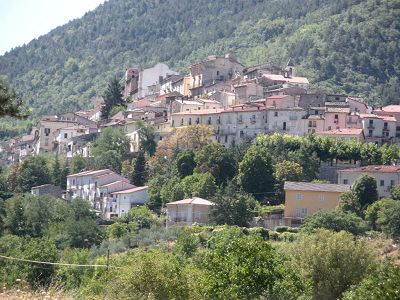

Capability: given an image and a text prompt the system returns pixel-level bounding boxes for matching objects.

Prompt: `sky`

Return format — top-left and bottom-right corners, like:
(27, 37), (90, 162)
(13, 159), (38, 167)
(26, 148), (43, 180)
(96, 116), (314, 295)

(0, 0), (106, 55)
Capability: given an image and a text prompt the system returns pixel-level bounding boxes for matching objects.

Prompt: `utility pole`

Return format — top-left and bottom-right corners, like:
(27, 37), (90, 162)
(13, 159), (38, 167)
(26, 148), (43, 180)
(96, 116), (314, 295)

(106, 249), (110, 272)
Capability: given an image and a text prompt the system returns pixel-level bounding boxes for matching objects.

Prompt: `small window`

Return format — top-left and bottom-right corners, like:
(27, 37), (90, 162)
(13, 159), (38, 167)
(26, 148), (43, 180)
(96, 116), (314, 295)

(391, 180), (395, 187)
(296, 193), (303, 200)
(334, 114), (339, 119)
(343, 179), (348, 184)
(380, 180), (384, 187)
(64, 133), (68, 138)
(319, 194), (325, 201)
(274, 111), (278, 117)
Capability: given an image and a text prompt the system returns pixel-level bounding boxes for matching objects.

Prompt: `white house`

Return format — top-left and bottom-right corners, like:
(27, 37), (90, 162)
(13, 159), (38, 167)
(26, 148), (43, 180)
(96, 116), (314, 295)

(337, 165), (400, 198)
(166, 197), (214, 227)
(108, 187), (148, 218)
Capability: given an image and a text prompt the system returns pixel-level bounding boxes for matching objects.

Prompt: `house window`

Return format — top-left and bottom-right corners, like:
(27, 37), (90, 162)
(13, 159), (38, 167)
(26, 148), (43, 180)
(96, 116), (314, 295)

(343, 179), (348, 184)
(369, 119), (374, 125)
(172, 120), (175, 126)
(181, 118), (184, 126)
(207, 117), (212, 125)
(391, 180), (395, 187)
(240, 130), (244, 138)
(283, 122), (287, 130)
(216, 71), (219, 76)
(308, 121), (312, 127)
(328, 126), (332, 130)
(225, 135), (228, 143)
(368, 130), (373, 137)
(44, 128), (50, 136)
(319, 194), (325, 201)
(380, 180), (384, 187)
(296, 193), (303, 200)
(64, 133), (68, 139)
(188, 118), (192, 125)
(334, 114), (338, 119)
(274, 111), (278, 117)
(295, 207), (308, 217)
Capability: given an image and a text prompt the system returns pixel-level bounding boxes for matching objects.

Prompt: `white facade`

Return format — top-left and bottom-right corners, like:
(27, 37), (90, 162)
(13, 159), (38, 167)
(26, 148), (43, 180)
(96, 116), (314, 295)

(338, 166), (400, 198)
(266, 108), (307, 136)
(137, 63), (179, 98)
(108, 187), (148, 218)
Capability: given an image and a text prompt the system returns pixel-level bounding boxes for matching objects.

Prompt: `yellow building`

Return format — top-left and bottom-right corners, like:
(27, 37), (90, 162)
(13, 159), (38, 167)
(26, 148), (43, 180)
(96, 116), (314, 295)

(283, 181), (351, 226)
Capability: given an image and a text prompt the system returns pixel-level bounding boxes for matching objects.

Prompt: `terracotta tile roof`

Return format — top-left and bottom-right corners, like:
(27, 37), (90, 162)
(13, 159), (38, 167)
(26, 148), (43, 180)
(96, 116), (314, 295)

(284, 181), (351, 193)
(380, 116), (397, 122)
(338, 165), (400, 173)
(111, 186), (148, 194)
(166, 197), (215, 206)
(381, 105), (400, 113)
(317, 128), (363, 135)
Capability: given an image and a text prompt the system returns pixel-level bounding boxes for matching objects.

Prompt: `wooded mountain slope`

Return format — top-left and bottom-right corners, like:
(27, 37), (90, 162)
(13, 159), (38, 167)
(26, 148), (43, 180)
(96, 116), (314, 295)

(0, 0), (399, 117)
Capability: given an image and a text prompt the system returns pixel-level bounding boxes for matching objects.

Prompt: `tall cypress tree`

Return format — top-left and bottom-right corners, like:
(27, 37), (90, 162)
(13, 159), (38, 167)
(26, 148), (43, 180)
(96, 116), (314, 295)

(52, 155), (62, 186)
(101, 76), (124, 119)
(131, 152), (146, 186)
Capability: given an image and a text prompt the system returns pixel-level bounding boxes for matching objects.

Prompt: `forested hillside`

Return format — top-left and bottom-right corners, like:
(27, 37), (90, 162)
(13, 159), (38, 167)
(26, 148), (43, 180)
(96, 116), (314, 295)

(0, 0), (399, 117)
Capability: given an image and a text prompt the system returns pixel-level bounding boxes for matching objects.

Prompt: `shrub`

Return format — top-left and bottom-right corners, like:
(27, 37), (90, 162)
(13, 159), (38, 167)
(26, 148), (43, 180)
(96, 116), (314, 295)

(275, 226), (289, 233)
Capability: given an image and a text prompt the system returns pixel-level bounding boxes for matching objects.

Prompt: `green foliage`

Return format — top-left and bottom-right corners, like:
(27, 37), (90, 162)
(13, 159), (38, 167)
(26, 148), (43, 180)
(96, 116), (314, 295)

(375, 199), (400, 238)
(70, 154), (87, 174)
(51, 155), (61, 186)
(176, 149), (196, 178)
(237, 145), (274, 197)
(92, 127), (130, 159)
(96, 149), (122, 173)
(274, 160), (304, 200)
(0, 77), (26, 118)
(7, 156), (51, 192)
(210, 183), (257, 227)
(160, 175), (185, 204)
(290, 229), (375, 300)
(106, 222), (129, 239)
(389, 183), (400, 201)
(194, 142), (236, 185)
(337, 191), (362, 216)
(302, 210), (367, 235)
(342, 261), (400, 300)
(123, 206), (162, 229)
(353, 174), (378, 208)
(136, 120), (157, 156)
(1, 0), (398, 122)
(0, 235), (58, 288)
(180, 172), (217, 199)
(198, 227), (308, 299)
(101, 76), (125, 119)
(131, 151), (146, 186)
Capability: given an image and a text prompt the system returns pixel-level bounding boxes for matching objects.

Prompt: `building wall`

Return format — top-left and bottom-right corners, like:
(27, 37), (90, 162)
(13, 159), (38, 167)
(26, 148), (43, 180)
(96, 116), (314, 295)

(338, 171), (400, 198)
(166, 204), (212, 226)
(284, 189), (343, 219)
(266, 109), (307, 136)
(138, 63), (178, 98)
(111, 189), (148, 217)
(324, 112), (347, 130)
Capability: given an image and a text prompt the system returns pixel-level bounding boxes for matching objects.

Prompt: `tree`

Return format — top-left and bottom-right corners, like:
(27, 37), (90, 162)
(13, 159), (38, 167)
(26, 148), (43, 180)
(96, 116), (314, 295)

(336, 191), (362, 216)
(380, 144), (399, 165)
(136, 120), (157, 156)
(107, 222), (129, 239)
(0, 78), (26, 118)
(342, 261), (400, 300)
(210, 184), (257, 227)
(96, 150), (122, 173)
(290, 229), (375, 300)
(194, 143), (236, 185)
(375, 199), (400, 238)
(302, 210), (366, 235)
(389, 183), (400, 201)
(180, 172), (217, 199)
(101, 76), (124, 119)
(131, 151), (146, 186)
(160, 176), (185, 204)
(92, 127), (130, 158)
(176, 124), (214, 149)
(352, 174), (378, 208)
(198, 227), (307, 299)
(176, 150), (196, 178)
(11, 156), (51, 192)
(71, 154), (87, 174)
(52, 154), (62, 186)
(123, 206), (162, 229)
(237, 145), (274, 198)
(274, 160), (303, 201)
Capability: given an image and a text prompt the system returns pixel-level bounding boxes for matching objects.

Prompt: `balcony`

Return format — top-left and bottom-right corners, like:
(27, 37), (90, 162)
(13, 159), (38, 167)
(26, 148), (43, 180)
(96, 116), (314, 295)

(383, 127), (389, 132)
(368, 125), (375, 129)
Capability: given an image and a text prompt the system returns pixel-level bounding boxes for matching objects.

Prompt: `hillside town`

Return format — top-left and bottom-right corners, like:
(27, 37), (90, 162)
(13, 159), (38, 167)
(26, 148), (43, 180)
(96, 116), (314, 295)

(3, 54), (400, 225)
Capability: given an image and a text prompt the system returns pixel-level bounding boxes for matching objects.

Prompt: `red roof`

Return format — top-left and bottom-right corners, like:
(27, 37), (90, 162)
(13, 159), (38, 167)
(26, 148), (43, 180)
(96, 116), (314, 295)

(339, 165), (400, 173)
(381, 105), (400, 113)
(316, 128), (363, 136)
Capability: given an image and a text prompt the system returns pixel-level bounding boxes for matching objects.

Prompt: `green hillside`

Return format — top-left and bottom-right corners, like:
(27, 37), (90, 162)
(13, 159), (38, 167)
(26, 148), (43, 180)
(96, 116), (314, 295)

(0, 0), (399, 118)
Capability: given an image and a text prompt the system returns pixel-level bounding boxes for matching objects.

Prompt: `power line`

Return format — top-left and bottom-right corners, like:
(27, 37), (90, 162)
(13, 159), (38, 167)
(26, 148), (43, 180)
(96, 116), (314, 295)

(0, 254), (122, 269)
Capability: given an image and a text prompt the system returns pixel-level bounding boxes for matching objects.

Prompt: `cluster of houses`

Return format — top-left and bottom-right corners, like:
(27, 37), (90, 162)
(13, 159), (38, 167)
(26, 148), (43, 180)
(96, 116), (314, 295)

(4, 53), (400, 226)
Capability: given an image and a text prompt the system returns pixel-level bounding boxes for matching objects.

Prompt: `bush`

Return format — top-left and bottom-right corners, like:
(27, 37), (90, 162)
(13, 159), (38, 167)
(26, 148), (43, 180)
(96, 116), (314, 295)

(275, 226), (289, 233)
(302, 210), (367, 235)
(249, 227), (270, 240)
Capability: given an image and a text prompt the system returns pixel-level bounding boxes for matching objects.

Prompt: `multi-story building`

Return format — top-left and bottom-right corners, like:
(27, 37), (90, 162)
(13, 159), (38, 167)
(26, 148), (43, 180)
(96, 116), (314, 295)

(66, 169), (148, 219)
(283, 181), (351, 226)
(337, 165), (400, 198)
